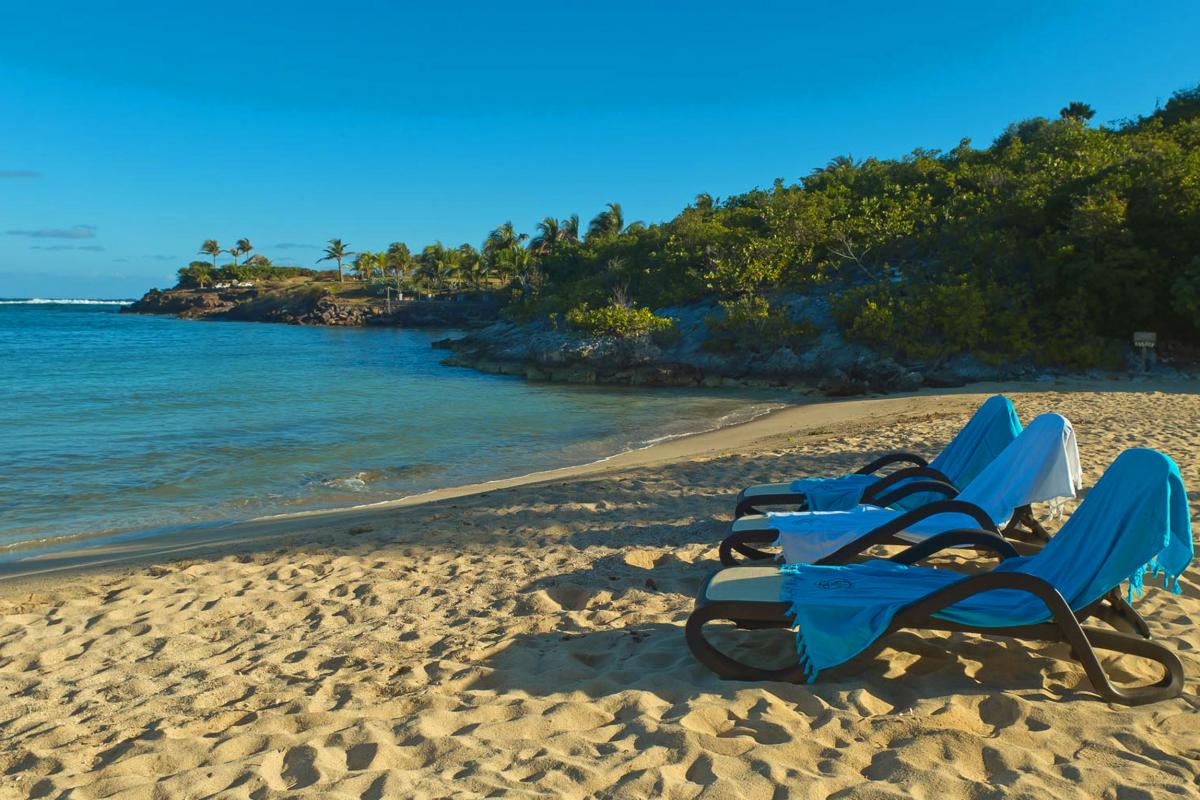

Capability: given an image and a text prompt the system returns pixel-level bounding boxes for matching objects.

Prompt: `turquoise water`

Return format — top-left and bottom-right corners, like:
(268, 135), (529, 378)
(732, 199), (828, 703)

(0, 301), (780, 552)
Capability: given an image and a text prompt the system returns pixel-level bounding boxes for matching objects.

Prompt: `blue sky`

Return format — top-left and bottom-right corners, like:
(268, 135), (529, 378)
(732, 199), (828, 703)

(2, 1), (1198, 298)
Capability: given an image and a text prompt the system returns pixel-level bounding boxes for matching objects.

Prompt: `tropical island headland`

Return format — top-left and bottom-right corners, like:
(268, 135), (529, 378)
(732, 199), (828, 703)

(126, 86), (1200, 394)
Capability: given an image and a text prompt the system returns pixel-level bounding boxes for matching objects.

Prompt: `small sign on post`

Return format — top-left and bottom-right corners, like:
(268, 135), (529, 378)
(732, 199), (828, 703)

(1133, 331), (1156, 370)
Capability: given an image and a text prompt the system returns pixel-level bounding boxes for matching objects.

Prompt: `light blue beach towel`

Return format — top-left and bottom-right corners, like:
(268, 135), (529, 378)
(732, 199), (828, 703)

(789, 395), (1022, 511)
(779, 448), (1192, 682)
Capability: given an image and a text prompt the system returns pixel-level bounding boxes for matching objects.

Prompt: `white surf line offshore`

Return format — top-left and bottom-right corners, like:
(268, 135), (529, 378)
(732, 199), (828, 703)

(0, 298), (135, 305)
(247, 400), (790, 524)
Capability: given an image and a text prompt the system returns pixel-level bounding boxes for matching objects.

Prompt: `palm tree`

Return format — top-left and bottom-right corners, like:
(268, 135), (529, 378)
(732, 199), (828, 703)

(483, 222), (528, 287)
(457, 244), (481, 287)
(227, 242), (244, 267)
(377, 250), (393, 285)
(501, 246), (539, 298)
(530, 216), (560, 255)
(319, 238), (353, 283)
(455, 243), (489, 290)
(587, 202), (635, 240)
(384, 242), (413, 287)
(484, 221), (528, 255)
(181, 262), (213, 288)
(416, 243), (439, 282)
(235, 238), (253, 263)
(466, 258), (491, 291)
(561, 214), (581, 245)
(199, 239), (222, 268)
(416, 242), (461, 294)
(354, 251), (377, 282)
(439, 258), (462, 291)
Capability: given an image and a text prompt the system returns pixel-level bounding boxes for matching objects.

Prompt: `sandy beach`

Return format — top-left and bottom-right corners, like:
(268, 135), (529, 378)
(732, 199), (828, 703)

(2, 383), (1198, 799)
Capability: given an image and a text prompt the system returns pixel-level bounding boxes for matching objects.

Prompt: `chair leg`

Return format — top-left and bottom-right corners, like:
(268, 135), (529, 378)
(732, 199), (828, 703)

(1002, 505), (1051, 544)
(1104, 589), (1152, 638)
(1044, 599), (1183, 705)
(685, 602), (808, 683)
(1070, 626), (1185, 706)
(890, 572), (1184, 706)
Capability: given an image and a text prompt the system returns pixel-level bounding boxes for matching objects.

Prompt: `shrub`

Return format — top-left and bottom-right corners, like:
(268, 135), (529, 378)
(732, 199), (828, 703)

(704, 295), (817, 353)
(1170, 256), (1200, 333)
(847, 297), (896, 344)
(176, 261), (214, 288)
(833, 283), (897, 347)
(564, 304), (676, 339)
(216, 264), (319, 283)
(835, 279), (1003, 361)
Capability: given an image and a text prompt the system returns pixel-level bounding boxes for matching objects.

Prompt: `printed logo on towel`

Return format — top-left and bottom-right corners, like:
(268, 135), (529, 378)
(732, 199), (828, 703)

(817, 578), (854, 590)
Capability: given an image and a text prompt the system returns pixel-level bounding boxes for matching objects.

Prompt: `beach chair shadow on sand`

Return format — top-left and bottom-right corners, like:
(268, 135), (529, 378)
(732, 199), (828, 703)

(688, 449), (1193, 705)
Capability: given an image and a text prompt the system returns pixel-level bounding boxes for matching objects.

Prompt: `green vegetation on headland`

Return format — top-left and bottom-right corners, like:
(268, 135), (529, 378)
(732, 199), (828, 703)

(141, 86), (1200, 387)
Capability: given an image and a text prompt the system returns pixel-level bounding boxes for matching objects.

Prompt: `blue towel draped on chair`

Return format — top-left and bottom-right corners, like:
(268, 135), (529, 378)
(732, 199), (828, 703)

(780, 448), (1192, 682)
(789, 395), (1023, 511)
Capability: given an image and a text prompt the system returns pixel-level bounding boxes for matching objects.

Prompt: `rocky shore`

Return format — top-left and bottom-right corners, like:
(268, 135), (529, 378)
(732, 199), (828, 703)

(126, 286), (1184, 397)
(434, 296), (1048, 395)
(437, 321), (996, 393)
(122, 286), (501, 328)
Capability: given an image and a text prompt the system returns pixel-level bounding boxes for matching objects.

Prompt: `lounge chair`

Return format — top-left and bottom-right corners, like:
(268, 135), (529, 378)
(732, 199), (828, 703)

(721, 413), (1080, 566)
(687, 448), (1191, 705)
(735, 395), (1022, 518)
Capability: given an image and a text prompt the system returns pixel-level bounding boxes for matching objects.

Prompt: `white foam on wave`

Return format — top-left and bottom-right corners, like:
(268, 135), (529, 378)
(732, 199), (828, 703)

(0, 298), (134, 305)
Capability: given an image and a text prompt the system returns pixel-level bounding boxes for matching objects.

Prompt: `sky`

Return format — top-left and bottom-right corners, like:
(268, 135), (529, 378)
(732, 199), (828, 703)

(1, 1), (1198, 298)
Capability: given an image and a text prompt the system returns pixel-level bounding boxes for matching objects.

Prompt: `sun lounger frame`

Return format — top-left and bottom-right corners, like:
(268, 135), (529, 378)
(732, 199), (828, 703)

(721, 491), (1053, 567)
(688, 534), (1183, 705)
(733, 455), (953, 519)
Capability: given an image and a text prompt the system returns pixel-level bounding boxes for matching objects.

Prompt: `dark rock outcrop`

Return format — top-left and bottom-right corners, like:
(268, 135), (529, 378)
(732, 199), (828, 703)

(126, 285), (1110, 395)
(434, 297), (1025, 394)
(123, 288), (244, 318)
(123, 287), (501, 329)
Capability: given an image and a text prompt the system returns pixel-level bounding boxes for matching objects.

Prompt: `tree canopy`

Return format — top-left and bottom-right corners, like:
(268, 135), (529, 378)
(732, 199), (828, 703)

(179, 85), (1200, 366)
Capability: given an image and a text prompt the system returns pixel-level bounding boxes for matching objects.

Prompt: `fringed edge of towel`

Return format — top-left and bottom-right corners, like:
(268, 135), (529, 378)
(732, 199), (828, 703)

(780, 565), (821, 683)
(1127, 557), (1184, 603)
(1046, 497), (1066, 521)
(793, 631), (818, 683)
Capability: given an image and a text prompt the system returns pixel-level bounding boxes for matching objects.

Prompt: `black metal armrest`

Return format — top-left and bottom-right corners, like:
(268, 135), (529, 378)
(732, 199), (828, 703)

(855, 452), (928, 475)
(888, 528), (1020, 565)
(860, 466), (954, 505)
(734, 490), (808, 519)
(871, 480), (959, 509)
(894, 571), (1063, 624)
(719, 528), (779, 567)
(817, 499), (998, 565)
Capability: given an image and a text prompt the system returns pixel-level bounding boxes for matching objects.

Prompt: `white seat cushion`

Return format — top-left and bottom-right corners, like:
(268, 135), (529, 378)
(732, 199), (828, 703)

(705, 566), (785, 603)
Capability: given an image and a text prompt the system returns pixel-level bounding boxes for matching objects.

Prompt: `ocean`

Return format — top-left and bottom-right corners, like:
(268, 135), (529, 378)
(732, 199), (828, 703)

(0, 300), (781, 554)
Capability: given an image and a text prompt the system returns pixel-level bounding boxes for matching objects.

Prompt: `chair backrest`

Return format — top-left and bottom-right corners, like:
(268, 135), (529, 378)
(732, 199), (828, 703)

(956, 413), (1082, 523)
(927, 395), (1023, 488)
(998, 448), (1193, 607)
